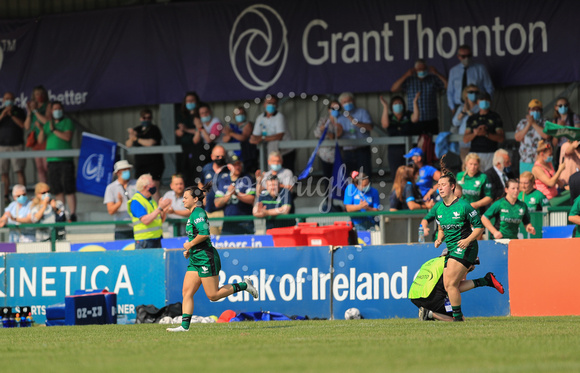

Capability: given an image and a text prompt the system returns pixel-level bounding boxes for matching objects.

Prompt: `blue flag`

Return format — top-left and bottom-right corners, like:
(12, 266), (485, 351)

(297, 123), (329, 180)
(76, 132), (117, 197)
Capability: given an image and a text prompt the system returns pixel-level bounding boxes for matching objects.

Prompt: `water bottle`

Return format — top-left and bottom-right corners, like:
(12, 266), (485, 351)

(418, 225), (425, 243)
(261, 123), (267, 138)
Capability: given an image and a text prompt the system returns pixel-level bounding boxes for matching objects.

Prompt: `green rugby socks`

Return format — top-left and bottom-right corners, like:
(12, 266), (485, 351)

(452, 306), (463, 322)
(181, 314), (192, 330)
(232, 282), (248, 293)
(472, 277), (489, 288)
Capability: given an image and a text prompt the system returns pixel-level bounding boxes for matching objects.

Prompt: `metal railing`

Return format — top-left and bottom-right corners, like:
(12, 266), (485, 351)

(7, 202), (572, 251)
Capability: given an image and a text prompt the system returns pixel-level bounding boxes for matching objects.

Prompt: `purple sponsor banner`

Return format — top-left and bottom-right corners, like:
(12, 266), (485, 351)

(0, 243), (16, 253)
(0, 0), (578, 111)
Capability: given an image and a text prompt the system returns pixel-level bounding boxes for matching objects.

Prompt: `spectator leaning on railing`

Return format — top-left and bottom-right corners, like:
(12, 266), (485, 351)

(103, 160), (137, 240)
(37, 101), (77, 222)
(0, 184), (35, 243)
(28, 182), (67, 242)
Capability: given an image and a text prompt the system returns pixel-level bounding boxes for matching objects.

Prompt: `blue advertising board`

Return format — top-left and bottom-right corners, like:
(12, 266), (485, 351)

(70, 235), (275, 251)
(165, 246), (332, 319)
(0, 250), (166, 324)
(332, 241), (509, 320)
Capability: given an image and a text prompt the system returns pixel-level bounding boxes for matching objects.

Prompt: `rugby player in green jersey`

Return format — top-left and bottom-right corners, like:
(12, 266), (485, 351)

(481, 179), (536, 239)
(167, 182), (258, 332)
(456, 153), (492, 213)
(433, 162), (484, 322)
(568, 195), (580, 238)
(518, 171), (550, 211)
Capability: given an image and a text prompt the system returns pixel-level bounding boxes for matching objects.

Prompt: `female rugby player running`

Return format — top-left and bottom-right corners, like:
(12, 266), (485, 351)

(167, 182), (258, 332)
(482, 179), (536, 239)
(434, 160), (485, 322)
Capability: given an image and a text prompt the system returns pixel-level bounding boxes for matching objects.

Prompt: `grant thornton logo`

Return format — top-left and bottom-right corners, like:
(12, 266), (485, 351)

(229, 4), (288, 91)
(82, 153), (105, 182)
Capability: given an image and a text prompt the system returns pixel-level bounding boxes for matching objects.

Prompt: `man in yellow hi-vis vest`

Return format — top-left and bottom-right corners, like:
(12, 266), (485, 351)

(408, 253), (504, 321)
(128, 173), (171, 249)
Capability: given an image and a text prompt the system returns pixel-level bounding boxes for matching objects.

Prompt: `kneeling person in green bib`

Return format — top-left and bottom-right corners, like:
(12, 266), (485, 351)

(128, 173), (171, 249)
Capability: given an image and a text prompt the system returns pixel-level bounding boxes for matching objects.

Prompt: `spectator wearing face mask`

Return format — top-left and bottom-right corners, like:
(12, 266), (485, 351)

(175, 91), (203, 186)
(0, 184), (35, 243)
(193, 102), (224, 146)
(28, 182), (68, 241)
(255, 151), (295, 196)
(0, 92), (27, 202)
(515, 99), (549, 174)
(337, 92), (374, 176)
(463, 92), (505, 172)
(447, 44), (494, 114)
(222, 106), (258, 175)
(552, 97), (580, 170)
(451, 84), (480, 161)
(532, 140), (565, 200)
(37, 101), (77, 221)
(250, 95), (295, 172)
(103, 160), (137, 240)
(126, 108), (164, 201)
(380, 95), (419, 181)
(343, 171), (381, 231)
(127, 173), (171, 249)
(199, 145), (229, 234)
(390, 59), (447, 135)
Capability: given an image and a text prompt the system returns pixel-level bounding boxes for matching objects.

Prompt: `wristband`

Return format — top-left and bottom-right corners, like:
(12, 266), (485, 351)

(158, 207), (163, 212)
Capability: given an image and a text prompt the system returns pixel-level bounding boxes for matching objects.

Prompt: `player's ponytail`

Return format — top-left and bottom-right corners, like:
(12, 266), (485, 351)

(185, 181), (213, 201)
(440, 154), (457, 189)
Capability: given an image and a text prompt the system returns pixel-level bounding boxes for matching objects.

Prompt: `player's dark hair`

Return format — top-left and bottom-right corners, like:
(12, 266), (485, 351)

(506, 178), (519, 188)
(185, 181), (212, 201)
(440, 155), (457, 190)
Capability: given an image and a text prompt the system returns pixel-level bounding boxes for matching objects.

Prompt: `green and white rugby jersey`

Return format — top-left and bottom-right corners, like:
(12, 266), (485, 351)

(484, 198), (531, 239)
(434, 197), (483, 253)
(186, 207), (213, 253)
(518, 189), (550, 212)
(569, 196), (580, 238)
(456, 171), (492, 210)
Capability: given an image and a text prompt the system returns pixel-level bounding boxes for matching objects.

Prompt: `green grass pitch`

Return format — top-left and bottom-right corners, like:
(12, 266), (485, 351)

(2, 317), (579, 372)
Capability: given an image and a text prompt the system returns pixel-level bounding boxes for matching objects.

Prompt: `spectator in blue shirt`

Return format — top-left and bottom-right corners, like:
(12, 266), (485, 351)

(337, 92), (374, 175)
(343, 171), (381, 231)
(391, 59), (447, 135)
(447, 45), (494, 114)
(404, 147), (441, 200)
(253, 175), (294, 230)
(214, 155), (256, 235)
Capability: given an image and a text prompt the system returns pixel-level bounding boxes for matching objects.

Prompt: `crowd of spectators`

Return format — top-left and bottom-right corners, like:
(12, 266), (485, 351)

(3, 43), (580, 243)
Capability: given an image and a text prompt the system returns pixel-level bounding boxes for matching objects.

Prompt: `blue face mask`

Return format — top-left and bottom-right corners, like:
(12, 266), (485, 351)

(479, 100), (490, 110)
(266, 104), (277, 114)
(331, 109), (340, 117)
(186, 102), (196, 111)
(393, 103), (404, 114)
(53, 109), (63, 119)
(270, 164), (282, 172)
(531, 111), (541, 121)
(17, 195), (28, 205)
(546, 155), (553, 163)
(235, 114), (246, 123)
(201, 116), (211, 123)
(121, 170), (131, 181)
(343, 102), (354, 112)
(141, 120), (151, 127)
(42, 192), (51, 201)
(362, 185), (370, 194)
(558, 106), (568, 115)
(3, 100), (13, 107)
(467, 93), (477, 102)
(417, 71), (427, 78)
